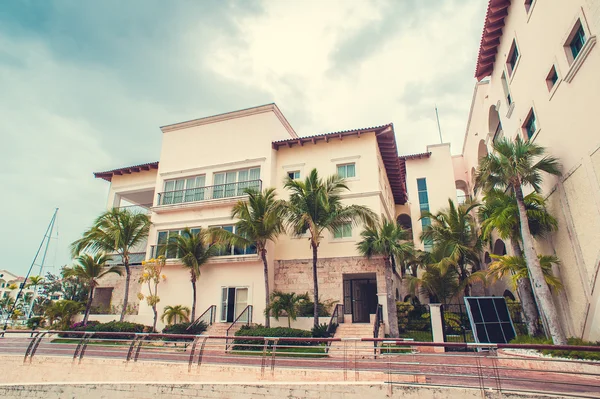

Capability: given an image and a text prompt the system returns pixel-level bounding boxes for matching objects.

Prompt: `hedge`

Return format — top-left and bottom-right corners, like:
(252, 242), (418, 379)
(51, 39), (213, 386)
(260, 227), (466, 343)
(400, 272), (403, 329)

(233, 325), (313, 350)
(162, 321), (207, 341)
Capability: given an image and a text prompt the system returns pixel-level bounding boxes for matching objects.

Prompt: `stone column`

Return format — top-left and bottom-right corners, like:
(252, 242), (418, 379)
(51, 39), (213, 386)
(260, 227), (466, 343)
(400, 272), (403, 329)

(429, 304), (445, 350)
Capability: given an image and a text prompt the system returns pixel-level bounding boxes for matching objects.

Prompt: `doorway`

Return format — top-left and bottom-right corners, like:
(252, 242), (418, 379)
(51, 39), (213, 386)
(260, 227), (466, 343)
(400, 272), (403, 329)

(343, 276), (378, 323)
(221, 287), (248, 322)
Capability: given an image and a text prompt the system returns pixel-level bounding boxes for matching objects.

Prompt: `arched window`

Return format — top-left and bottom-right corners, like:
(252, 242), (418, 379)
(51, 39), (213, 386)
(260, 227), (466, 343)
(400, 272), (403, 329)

(395, 288), (400, 301)
(396, 214), (413, 240)
(493, 239), (507, 256)
(503, 290), (516, 301)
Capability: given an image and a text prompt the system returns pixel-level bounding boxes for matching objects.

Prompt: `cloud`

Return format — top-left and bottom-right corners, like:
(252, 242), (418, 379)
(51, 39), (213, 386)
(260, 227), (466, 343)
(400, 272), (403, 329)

(0, 0), (487, 275)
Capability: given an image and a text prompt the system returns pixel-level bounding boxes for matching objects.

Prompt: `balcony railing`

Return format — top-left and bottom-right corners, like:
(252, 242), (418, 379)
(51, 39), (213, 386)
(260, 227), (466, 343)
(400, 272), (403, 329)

(115, 204), (152, 214)
(156, 180), (262, 206)
(457, 194), (472, 205)
(149, 244), (257, 260)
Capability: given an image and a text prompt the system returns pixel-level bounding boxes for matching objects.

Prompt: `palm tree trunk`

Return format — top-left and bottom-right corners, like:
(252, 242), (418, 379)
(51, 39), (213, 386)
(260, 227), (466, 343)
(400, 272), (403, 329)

(510, 240), (540, 337)
(514, 185), (566, 344)
(261, 249), (271, 328)
(83, 286), (94, 325)
(384, 257), (400, 338)
(311, 243), (319, 328)
(191, 272), (197, 322)
(120, 261), (131, 322)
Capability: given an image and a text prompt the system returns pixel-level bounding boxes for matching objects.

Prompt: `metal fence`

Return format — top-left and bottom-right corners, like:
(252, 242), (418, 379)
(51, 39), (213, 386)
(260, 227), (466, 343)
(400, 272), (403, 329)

(1, 329), (599, 398)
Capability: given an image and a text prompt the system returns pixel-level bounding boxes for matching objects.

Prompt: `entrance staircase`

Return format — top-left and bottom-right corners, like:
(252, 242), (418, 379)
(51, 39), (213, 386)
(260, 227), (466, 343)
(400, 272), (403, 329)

(328, 314), (379, 358)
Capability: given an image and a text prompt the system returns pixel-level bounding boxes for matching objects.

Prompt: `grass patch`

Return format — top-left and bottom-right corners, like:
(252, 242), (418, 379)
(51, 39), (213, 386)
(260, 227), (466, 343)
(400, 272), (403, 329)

(399, 330), (433, 342)
(231, 346), (328, 358)
(510, 336), (600, 361)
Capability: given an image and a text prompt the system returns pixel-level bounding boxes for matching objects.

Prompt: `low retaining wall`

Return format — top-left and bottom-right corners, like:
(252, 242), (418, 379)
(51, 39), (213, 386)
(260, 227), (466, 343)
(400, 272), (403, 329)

(0, 382), (570, 399)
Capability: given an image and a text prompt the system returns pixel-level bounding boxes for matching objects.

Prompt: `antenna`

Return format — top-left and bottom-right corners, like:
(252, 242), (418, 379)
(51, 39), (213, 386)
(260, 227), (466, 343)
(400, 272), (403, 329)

(3, 208), (59, 328)
(435, 105), (444, 143)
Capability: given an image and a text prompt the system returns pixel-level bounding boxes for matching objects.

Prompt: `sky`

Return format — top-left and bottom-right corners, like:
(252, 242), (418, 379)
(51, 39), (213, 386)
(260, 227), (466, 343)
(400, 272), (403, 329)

(0, 0), (487, 276)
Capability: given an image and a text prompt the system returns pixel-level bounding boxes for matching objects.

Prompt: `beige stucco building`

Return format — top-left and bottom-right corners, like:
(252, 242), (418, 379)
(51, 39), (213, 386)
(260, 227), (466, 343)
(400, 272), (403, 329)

(93, 104), (413, 333)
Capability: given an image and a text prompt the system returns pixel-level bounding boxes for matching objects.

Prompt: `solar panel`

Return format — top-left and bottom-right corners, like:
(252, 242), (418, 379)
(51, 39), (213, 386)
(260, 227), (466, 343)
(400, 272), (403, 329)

(464, 297), (516, 344)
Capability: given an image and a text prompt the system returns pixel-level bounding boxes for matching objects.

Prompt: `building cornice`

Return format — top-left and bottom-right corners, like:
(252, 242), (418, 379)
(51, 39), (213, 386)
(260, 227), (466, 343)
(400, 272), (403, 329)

(160, 103), (298, 139)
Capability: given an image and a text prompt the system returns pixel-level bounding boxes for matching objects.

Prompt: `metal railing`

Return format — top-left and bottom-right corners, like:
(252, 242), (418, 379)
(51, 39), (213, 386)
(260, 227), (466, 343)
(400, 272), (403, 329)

(225, 305), (253, 351)
(327, 304), (343, 336)
(373, 304), (383, 354)
(156, 180), (262, 206)
(2, 329), (600, 398)
(188, 305), (216, 331)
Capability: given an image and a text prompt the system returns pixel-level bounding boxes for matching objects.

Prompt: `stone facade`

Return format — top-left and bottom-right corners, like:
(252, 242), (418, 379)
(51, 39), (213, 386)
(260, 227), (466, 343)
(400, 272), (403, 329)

(273, 256), (388, 304)
(96, 265), (144, 314)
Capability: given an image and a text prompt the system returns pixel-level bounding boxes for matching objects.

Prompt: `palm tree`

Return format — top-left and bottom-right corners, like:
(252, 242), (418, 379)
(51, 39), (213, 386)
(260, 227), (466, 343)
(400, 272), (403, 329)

(283, 168), (377, 327)
(479, 189), (558, 336)
(266, 291), (309, 328)
(421, 199), (482, 295)
(161, 305), (191, 325)
(475, 136), (565, 344)
(64, 253), (122, 325)
(163, 227), (220, 321)
(488, 254), (563, 292)
(357, 219), (413, 338)
(44, 300), (84, 330)
(26, 275), (45, 318)
(214, 188), (284, 328)
(71, 208), (150, 322)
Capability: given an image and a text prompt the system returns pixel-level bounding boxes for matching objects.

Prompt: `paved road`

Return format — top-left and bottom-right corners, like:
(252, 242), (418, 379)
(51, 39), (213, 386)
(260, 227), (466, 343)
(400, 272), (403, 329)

(1, 336), (599, 398)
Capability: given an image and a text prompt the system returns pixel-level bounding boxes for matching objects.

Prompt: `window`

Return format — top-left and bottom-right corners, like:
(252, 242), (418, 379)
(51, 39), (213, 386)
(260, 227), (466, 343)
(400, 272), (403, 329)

(507, 40), (519, 76)
(569, 22), (586, 60)
(522, 109), (537, 139)
(213, 167), (260, 199)
(417, 178), (432, 252)
(333, 223), (352, 239)
(156, 228), (201, 259)
(162, 175), (206, 205)
(213, 225), (257, 256)
(337, 163), (356, 179)
(546, 66), (558, 91)
(287, 170), (300, 180)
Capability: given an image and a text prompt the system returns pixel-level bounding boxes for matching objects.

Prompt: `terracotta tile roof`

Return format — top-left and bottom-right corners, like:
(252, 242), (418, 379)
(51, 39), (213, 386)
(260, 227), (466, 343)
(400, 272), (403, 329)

(94, 161), (159, 182)
(398, 152), (432, 160)
(475, 0), (511, 81)
(272, 123), (407, 204)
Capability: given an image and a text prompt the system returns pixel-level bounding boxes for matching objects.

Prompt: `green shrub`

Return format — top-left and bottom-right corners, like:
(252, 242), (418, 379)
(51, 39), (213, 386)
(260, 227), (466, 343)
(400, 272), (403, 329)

(234, 325), (313, 350)
(296, 299), (336, 317)
(26, 316), (46, 330)
(510, 336), (600, 361)
(162, 321), (207, 341)
(62, 320), (149, 340)
(396, 302), (414, 333)
(311, 323), (336, 338)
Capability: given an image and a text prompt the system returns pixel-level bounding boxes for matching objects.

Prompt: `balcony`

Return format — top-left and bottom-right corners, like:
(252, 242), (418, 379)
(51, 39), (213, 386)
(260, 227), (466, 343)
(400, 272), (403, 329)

(149, 244), (258, 263)
(155, 179), (262, 210)
(115, 204), (152, 214)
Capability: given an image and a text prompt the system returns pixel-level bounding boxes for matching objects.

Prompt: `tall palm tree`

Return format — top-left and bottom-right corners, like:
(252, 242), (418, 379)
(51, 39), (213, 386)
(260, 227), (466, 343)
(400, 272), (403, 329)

(161, 305), (191, 325)
(214, 188), (284, 328)
(475, 136), (565, 344)
(266, 291), (309, 328)
(71, 208), (150, 321)
(357, 219), (413, 338)
(64, 253), (122, 325)
(163, 227), (220, 321)
(26, 275), (45, 318)
(283, 168), (377, 327)
(479, 189), (558, 336)
(421, 199), (482, 295)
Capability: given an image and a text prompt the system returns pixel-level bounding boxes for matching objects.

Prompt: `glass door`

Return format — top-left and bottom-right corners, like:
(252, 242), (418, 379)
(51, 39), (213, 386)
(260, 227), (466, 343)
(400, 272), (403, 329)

(235, 288), (248, 322)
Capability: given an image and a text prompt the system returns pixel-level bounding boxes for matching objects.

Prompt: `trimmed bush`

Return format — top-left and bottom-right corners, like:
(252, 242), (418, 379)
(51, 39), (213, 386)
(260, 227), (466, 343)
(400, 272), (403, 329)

(26, 316), (46, 330)
(296, 299), (335, 317)
(162, 322), (207, 341)
(234, 325), (312, 350)
(62, 320), (149, 339)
